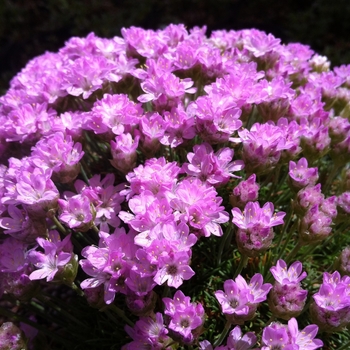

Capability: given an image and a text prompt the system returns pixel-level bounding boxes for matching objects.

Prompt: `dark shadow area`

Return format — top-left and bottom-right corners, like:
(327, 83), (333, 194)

(1, 0), (350, 93)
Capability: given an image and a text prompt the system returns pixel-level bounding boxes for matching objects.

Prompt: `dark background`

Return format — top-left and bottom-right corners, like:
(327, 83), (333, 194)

(1, 0), (350, 94)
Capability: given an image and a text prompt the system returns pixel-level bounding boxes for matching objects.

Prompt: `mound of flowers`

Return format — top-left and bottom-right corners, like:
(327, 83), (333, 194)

(0, 24), (350, 349)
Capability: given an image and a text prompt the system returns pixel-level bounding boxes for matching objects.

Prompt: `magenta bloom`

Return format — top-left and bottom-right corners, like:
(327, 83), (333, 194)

(242, 29), (281, 57)
(199, 325), (257, 350)
(0, 205), (46, 242)
(215, 278), (251, 317)
(0, 323), (27, 350)
(86, 93), (142, 137)
(311, 271), (350, 332)
(262, 318), (323, 350)
(58, 194), (95, 231)
(232, 202), (285, 257)
(138, 71), (196, 110)
(238, 122), (287, 175)
(28, 231), (75, 282)
(338, 246), (350, 275)
(163, 290), (205, 344)
(161, 106), (196, 148)
(215, 274), (271, 324)
(182, 143), (244, 186)
(3, 167), (59, 217)
(299, 204), (333, 243)
(188, 94), (242, 144)
(154, 251), (195, 288)
(171, 178), (229, 237)
(63, 56), (107, 99)
(110, 133), (139, 174)
(230, 174), (260, 208)
(0, 237), (29, 273)
(74, 173), (124, 233)
(262, 323), (293, 350)
(80, 230), (137, 304)
(139, 112), (166, 156)
(269, 260), (308, 319)
(270, 260), (307, 285)
(290, 318), (323, 350)
(0, 236), (35, 299)
(288, 157), (319, 191)
(336, 191), (350, 224)
(122, 157), (181, 199)
(31, 132), (84, 183)
(124, 312), (171, 349)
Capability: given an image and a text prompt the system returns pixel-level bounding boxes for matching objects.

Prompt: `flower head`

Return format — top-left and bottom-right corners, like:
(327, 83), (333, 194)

(232, 202), (285, 256)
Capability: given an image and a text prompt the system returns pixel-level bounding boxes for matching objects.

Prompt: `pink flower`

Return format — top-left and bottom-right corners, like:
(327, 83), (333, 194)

(270, 260), (307, 285)
(124, 312), (171, 349)
(58, 194), (95, 231)
(110, 133), (139, 174)
(215, 274), (271, 324)
(28, 232), (75, 282)
(238, 122), (287, 175)
(182, 143), (244, 186)
(230, 174), (260, 208)
(163, 290), (205, 344)
(243, 29), (281, 57)
(289, 157), (319, 191)
(154, 251), (195, 288)
(232, 201), (285, 256)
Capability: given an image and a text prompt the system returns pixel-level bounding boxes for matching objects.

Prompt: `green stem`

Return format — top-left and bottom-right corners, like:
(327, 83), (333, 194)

(92, 224), (100, 235)
(245, 105), (259, 130)
(106, 304), (134, 327)
(0, 305), (75, 347)
(298, 298), (313, 316)
(27, 300), (66, 328)
(51, 215), (68, 235)
(104, 310), (121, 325)
(335, 339), (350, 350)
(260, 171), (274, 189)
(275, 191), (293, 206)
(80, 158), (91, 184)
(275, 218), (299, 262)
(323, 163), (341, 194)
(266, 315), (277, 325)
(285, 240), (303, 264)
(70, 281), (85, 297)
(296, 243), (318, 262)
(334, 222), (349, 247)
(265, 165), (282, 201)
(70, 234), (84, 252)
(43, 291), (84, 313)
(217, 225), (233, 266)
(75, 230), (96, 246)
(35, 294), (87, 328)
(275, 203), (294, 257)
(213, 321), (231, 347)
(162, 284), (171, 299)
(299, 220), (346, 264)
(233, 255), (249, 279)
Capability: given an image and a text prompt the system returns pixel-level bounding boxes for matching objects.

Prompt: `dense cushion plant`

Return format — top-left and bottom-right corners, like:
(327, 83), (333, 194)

(0, 24), (350, 349)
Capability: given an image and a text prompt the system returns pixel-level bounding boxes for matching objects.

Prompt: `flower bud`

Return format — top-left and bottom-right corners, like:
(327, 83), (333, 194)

(336, 246), (350, 276)
(126, 291), (157, 317)
(0, 322), (27, 350)
(268, 283), (307, 320)
(54, 254), (79, 286)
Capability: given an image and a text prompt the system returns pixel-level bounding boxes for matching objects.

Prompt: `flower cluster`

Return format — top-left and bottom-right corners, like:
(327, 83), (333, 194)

(215, 274), (272, 324)
(268, 259), (308, 320)
(231, 202), (285, 257)
(261, 317), (323, 350)
(311, 271), (350, 332)
(0, 24), (349, 349)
